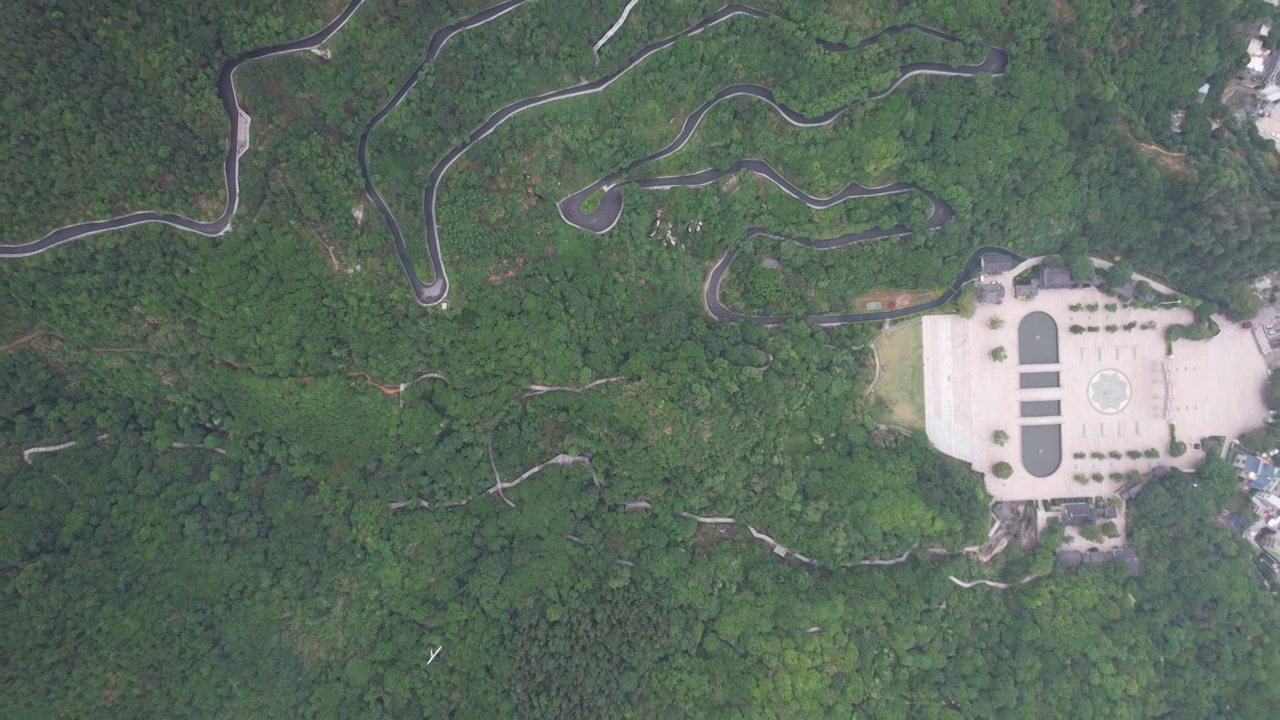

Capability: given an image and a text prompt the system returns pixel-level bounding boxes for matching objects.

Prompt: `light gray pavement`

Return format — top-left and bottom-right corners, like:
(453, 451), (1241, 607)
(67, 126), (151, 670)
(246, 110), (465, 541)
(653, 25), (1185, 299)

(925, 257), (1271, 505)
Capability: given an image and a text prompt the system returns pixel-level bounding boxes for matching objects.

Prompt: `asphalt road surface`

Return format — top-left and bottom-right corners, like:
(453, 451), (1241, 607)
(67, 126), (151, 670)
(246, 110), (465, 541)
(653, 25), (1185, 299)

(2, 1), (1010, 325)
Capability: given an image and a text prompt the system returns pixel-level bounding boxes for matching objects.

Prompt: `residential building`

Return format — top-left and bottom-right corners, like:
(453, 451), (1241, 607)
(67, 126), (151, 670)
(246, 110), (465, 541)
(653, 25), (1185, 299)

(1248, 38), (1269, 75)
(1253, 492), (1280, 516)
(1233, 451), (1279, 490)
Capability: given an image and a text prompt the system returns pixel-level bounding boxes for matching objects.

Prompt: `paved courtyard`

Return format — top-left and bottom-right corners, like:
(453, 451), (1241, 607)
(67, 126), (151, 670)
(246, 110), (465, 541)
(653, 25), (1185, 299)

(923, 258), (1271, 503)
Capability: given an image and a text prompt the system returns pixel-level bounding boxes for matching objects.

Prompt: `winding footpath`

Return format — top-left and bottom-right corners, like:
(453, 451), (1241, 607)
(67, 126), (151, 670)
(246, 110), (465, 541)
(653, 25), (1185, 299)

(0, 0), (368, 258)
(3, 0), (1012, 327)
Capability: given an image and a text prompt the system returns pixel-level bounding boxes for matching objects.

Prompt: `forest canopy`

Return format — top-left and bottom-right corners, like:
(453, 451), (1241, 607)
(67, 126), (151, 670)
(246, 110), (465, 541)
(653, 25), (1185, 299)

(2, 0), (1279, 716)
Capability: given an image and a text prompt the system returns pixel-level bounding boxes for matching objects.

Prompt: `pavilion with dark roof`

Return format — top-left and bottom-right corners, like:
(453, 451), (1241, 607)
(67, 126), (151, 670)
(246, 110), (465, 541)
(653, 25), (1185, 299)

(981, 253), (1014, 276)
(1059, 502), (1118, 526)
(1041, 266), (1073, 289)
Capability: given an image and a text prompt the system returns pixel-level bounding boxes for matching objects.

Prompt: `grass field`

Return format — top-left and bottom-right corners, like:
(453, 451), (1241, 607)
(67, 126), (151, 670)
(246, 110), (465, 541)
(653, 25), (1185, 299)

(872, 322), (925, 429)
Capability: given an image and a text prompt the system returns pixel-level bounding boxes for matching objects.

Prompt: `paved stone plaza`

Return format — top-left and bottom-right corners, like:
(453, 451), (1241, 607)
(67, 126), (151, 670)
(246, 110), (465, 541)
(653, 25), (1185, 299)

(923, 257), (1271, 503)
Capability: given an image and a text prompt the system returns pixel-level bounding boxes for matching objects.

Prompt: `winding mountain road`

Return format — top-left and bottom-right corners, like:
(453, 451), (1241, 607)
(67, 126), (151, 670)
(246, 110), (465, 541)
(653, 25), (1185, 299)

(556, 41), (1007, 236)
(367, 5), (1004, 308)
(0, 0), (368, 258)
(371, 2), (771, 305)
(4, 0), (1012, 327)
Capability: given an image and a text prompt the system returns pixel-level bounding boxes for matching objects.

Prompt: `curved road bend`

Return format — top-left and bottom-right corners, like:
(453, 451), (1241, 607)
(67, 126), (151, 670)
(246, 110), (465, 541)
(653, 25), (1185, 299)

(819, 22), (984, 52)
(0, 0), (368, 258)
(704, 245), (1026, 325)
(5, 0), (1012, 323)
(357, 0), (529, 305)
(368, 6), (1012, 304)
(383, 3), (772, 305)
(557, 35), (1006, 235)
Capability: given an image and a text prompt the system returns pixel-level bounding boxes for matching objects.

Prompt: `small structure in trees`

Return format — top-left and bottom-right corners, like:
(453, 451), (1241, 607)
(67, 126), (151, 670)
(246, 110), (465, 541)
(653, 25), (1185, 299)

(981, 253), (1013, 276)
(1058, 502), (1117, 526)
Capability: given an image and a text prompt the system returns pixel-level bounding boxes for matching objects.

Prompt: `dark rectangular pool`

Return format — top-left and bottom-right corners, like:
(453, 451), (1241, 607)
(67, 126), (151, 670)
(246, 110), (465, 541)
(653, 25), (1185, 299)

(1020, 400), (1061, 417)
(1021, 424), (1062, 477)
(1020, 372), (1060, 389)
(1018, 311), (1060, 364)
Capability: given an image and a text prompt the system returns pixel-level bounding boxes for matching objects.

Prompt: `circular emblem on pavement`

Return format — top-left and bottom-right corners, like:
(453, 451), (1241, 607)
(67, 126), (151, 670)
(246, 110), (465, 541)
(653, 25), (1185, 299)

(1088, 369), (1131, 414)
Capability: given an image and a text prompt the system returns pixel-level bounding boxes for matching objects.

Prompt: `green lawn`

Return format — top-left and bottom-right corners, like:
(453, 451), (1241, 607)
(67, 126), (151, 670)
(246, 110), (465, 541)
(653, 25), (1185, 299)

(872, 322), (925, 429)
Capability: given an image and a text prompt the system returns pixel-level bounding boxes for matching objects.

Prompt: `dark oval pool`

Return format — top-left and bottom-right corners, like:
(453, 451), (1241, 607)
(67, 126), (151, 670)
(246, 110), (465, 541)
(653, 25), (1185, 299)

(1018, 311), (1059, 365)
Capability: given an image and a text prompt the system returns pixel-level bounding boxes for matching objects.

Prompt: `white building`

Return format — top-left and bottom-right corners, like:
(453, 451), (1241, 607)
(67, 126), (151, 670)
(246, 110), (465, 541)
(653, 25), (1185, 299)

(1253, 491), (1280, 516)
(1248, 39), (1269, 74)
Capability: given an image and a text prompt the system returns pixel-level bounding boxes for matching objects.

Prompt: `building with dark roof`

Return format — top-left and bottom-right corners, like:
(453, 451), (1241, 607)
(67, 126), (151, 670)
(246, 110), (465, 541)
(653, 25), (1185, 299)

(1234, 452), (1279, 491)
(1059, 503), (1118, 526)
(1056, 547), (1141, 575)
(1113, 548), (1141, 576)
(981, 253), (1013, 276)
(979, 282), (1005, 305)
(1041, 266), (1073, 289)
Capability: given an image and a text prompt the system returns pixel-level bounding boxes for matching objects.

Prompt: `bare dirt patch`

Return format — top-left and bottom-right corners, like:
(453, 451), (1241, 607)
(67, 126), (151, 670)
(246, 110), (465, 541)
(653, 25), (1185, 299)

(195, 195), (220, 216)
(488, 256), (526, 284)
(854, 289), (937, 311)
(1115, 117), (1190, 173)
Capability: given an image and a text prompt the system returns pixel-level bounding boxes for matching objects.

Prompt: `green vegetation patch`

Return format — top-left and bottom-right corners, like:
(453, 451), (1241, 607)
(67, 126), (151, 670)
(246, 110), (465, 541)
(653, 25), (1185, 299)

(871, 323), (926, 429)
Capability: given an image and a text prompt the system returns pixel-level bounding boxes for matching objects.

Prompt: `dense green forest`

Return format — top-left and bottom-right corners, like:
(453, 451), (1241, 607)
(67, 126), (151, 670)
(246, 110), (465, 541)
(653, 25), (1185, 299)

(3, 0), (1279, 715)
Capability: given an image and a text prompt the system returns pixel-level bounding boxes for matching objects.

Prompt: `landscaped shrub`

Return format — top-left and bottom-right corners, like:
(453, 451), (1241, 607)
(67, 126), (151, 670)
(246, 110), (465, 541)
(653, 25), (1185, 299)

(1100, 521), (1120, 539)
(1091, 472), (1104, 482)
(1069, 303), (1084, 312)
(1143, 449), (1160, 458)
(1073, 452), (1086, 459)
(1086, 303), (1099, 312)
(1169, 424), (1187, 457)
(1105, 324), (1118, 332)
(1087, 326), (1100, 332)
(1105, 303), (1118, 312)
(1108, 450), (1123, 460)
(1074, 473), (1090, 485)
(1080, 523), (1104, 542)
(1070, 324), (1085, 334)
(1109, 472), (1124, 481)
(1140, 320), (1157, 330)
(1123, 321), (1137, 331)
(992, 462), (1013, 479)
(1125, 450), (1142, 460)
(1090, 452), (1106, 460)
